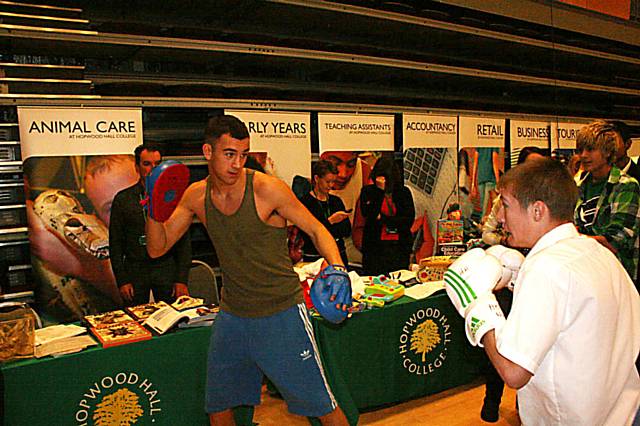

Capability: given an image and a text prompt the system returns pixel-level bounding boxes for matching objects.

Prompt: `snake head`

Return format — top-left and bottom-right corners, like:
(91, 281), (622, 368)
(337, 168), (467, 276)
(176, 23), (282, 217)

(33, 189), (110, 259)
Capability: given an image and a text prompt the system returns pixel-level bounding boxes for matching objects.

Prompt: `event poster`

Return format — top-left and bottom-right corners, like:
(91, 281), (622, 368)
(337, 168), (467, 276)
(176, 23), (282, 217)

(317, 113), (394, 264)
(509, 120), (551, 168)
(225, 110), (311, 187)
(458, 116), (506, 222)
(402, 114), (458, 257)
(317, 113), (395, 216)
(18, 107), (142, 322)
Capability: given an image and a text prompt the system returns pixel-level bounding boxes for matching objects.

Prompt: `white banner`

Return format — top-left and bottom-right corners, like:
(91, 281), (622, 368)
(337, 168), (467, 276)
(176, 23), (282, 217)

(510, 120), (551, 167)
(459, 117), (505, 148)
(318, 113), (394, 153)
(402, 114), (457, 149)
(18, 107), (142, 160)
(552, 122), (586, 149)
(226, 110), (311, 185)
(20, 107), (143, 323)
(510, 120), (551, 149)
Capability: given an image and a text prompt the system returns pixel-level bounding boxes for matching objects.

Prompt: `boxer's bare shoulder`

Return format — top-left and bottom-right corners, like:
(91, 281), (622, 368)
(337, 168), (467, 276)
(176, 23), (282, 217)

(180, 178), (207, 222)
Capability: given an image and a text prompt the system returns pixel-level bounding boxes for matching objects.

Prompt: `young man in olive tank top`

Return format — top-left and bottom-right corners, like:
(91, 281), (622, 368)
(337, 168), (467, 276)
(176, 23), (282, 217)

(145, 115), (350, 426)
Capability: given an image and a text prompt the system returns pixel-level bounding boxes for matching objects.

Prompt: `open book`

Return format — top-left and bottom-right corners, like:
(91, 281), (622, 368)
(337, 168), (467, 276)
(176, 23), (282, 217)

(34, 324), (97, 358)
(144, 304), (219, 334)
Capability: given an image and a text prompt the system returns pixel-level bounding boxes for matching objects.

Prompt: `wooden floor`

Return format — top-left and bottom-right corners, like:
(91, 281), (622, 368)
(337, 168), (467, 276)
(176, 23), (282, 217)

(254, 379), (520, 425)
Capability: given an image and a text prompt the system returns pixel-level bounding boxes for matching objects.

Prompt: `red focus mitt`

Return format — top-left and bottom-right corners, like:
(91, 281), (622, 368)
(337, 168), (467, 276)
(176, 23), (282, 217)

(142, 160), (190, 222)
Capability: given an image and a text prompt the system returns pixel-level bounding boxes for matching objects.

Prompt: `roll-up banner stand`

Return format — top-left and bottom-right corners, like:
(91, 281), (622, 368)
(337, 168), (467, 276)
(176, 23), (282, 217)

(225, 110), (311, 187)
(317, 112), (394, 217)
(458, 117), (506, 223)
(18, 106), (142, 322)
(318, 113), (394, 265)
(402, 114), (457, 256)
(510, 120), (552, 168)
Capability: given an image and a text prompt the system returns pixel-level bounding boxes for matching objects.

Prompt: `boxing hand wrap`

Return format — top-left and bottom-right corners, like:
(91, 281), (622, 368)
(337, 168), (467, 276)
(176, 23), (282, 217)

(444, 248), (503, 317)
(486, 245), (525, 291)
(310, 264), (352, 324)
(464, 293), (506, 347)
(143, 160), (190, 222)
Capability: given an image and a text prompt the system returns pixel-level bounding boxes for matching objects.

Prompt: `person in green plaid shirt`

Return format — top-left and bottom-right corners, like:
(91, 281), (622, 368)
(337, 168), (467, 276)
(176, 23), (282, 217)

(574, 120), (640, 283)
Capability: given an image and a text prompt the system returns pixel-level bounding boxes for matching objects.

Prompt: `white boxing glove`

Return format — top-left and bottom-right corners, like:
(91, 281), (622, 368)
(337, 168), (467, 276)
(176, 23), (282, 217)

(444, 248), (503, 317)
(486, 245), (525, 291)
(465, 293), (506, 347)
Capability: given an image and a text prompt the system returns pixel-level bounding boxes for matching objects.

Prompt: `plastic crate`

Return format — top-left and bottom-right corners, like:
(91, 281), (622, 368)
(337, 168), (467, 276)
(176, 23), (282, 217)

(0, 183), (25, 204)
(5, 265), (34, 293)
(0, 240), (30, 265)
(0, 205), (27, 228)
(0, 143), (20, 162)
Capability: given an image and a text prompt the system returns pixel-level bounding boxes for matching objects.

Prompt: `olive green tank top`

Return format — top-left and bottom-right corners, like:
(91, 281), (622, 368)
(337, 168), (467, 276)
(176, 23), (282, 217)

(205, 170), (302, 317)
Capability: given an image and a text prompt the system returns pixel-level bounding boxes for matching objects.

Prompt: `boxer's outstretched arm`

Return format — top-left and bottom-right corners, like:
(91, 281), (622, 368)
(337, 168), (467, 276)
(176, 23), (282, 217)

(482, 331), (532, 389)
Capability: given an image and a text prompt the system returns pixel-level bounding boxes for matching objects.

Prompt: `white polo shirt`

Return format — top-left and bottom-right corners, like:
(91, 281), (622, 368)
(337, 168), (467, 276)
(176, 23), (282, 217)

(497, 223), (640, 425)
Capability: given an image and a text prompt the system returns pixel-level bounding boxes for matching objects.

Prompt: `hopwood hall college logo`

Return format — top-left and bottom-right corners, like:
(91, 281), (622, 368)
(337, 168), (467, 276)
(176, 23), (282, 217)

(75, 372), (162, 425)
(399, 307), (452, 375)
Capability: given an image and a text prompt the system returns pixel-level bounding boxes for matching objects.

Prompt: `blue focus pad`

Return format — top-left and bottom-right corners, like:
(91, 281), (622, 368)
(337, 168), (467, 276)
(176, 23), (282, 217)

(310, 265), (352, 324)
(144, 160), (190, 222)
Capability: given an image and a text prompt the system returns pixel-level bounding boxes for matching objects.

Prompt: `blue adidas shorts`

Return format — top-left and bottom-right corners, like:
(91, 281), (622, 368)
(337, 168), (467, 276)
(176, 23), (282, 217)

(205, 303), (337, 417)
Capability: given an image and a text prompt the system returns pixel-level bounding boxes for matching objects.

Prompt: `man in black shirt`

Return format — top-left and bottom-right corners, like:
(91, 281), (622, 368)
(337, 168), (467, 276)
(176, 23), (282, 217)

(109, 144), (191, 305)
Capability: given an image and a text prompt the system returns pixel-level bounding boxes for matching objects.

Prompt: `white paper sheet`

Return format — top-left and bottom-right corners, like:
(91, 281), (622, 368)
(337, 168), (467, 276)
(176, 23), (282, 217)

(403, 281), (446, 300)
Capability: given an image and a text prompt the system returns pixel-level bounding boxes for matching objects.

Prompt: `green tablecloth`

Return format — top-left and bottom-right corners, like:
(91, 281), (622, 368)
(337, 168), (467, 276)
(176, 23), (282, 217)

(312, 291), (484, 412)
(2, 292), (482, 425)
(1, 326), (220, 426)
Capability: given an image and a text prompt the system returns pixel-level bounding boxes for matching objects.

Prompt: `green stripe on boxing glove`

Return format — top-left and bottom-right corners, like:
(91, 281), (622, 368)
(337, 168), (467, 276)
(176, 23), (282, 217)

(464, 293), (506, 347)
(443, 248), (503, 317)
(486, 245), (525, 291)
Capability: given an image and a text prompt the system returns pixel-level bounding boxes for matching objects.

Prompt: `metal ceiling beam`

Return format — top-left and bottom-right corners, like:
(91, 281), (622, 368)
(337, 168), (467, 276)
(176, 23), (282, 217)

(268, 0), (640, 66)
(1, 25), (639, 97)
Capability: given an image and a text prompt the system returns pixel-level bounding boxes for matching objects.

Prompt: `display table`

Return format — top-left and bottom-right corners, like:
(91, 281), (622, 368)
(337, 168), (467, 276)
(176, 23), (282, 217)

(312, 291), (484, 412)
(2, 292), (482, 425)
(1, 326), (222, 426)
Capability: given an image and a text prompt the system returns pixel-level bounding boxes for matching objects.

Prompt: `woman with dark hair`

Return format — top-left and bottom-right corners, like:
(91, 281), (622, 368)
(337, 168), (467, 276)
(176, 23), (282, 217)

(359, 156), (415, 275)
(299, 160), (351, 266)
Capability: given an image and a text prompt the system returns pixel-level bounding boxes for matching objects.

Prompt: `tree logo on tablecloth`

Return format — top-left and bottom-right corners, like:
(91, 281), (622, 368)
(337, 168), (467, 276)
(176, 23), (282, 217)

(93, 388), (143, 425)
(399, 307), (451, 376)
(410, 319), (441, 362)
(74, 372), (162, 425)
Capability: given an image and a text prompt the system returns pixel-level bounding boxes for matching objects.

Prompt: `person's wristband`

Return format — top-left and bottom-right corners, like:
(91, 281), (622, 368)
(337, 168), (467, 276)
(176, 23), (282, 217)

(331, 264), (347, 272)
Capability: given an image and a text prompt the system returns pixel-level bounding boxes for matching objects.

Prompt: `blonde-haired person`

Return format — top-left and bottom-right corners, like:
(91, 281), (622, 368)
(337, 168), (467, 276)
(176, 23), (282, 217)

(574, 120), (640, 283)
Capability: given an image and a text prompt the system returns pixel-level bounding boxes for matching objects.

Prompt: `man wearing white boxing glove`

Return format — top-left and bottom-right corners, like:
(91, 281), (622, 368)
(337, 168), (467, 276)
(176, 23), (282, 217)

(444, 247), (506, 347)
(457, 157), (640, 425)
(485, 245), (525, 291)
(479, 244), (524, 422)
(145, 115), (350, 425)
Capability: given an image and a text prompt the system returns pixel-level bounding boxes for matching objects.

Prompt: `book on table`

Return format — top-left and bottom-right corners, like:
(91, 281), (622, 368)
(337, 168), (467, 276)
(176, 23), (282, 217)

(126, 301), (171, 321)
(34, 324), (97, 358)
(83, 310), (136, 329)
(170, 296), (205, 311)
(90, 321), (152, 348)
(144, 304), (219, 334)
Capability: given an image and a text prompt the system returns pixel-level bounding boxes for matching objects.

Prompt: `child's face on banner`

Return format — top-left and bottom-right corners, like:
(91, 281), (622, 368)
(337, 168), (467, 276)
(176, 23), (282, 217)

(85, 157), (138, 226)
(320, 151), (358, 190)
